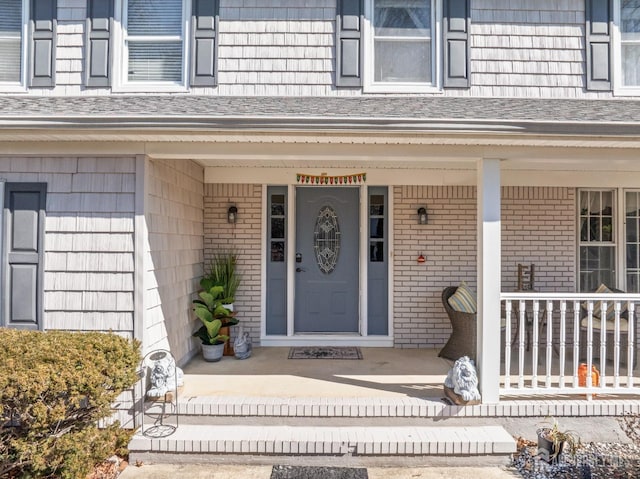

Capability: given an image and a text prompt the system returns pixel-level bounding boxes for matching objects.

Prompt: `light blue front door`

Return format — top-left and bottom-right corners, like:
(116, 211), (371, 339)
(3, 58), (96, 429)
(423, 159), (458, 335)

(294, 187), (359, 333)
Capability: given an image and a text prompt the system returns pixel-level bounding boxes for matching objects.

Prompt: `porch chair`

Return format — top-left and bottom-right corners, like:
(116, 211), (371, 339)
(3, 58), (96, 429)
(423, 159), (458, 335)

(578, 285), (635, 367)
(439, 286), (477, 362)
(517, 263), (535, 291)
(513, 263), (536, 351)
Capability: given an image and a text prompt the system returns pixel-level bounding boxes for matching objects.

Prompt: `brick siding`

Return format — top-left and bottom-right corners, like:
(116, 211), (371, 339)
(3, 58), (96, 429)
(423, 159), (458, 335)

(203, 184), (262, 347)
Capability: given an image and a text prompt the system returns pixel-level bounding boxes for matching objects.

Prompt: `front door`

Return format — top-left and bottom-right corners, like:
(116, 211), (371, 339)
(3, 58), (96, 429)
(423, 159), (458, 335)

(294, 187), (359, 333)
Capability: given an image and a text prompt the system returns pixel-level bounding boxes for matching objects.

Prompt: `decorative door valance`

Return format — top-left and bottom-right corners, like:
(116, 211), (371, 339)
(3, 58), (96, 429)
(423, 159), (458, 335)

(296, 173), (366, 185)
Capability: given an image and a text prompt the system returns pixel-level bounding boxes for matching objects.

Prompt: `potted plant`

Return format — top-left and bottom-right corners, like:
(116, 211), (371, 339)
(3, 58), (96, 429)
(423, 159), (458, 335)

(203, 254), (240, 355)
(536, 418), (581, 463)
(192, 284), (238, 362)
(206, 252), (240, 309)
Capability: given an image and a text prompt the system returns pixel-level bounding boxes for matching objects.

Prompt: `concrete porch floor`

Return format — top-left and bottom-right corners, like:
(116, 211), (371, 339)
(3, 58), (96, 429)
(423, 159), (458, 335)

(181, 347), (451, 399)
(180, 346), (640, 401)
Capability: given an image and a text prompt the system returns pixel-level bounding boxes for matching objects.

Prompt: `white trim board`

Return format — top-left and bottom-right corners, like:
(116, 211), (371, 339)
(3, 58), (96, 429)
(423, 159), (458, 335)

(205, 167), (640, 188)
(260, 336), (394, 348)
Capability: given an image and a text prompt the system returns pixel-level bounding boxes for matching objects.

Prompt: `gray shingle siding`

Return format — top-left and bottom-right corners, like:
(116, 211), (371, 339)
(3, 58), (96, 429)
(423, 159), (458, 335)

(4, 0), (626, 98)
(0, 156), (136, 336)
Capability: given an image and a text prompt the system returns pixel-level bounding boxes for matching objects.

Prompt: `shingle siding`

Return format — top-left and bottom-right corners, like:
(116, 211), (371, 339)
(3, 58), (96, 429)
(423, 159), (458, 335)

(0, 156), (136, 336)
(145, 159), (204, 364)
(9, 0), (621, 98)
(468, 1), (600, 98)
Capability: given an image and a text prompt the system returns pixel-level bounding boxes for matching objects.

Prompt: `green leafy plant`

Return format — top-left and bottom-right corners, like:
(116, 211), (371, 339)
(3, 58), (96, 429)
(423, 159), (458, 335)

(537, 418), (581, 461)
(192, 282), (238, 345)
(0, 329), (140, 479)
(205, 252), (240, 303)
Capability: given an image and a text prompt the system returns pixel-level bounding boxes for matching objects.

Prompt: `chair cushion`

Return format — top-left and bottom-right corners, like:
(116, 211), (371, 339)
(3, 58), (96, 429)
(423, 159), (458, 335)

(448, 282), (477, 314)
(580, 316), (629, 332)
(582, 283), (627, 321)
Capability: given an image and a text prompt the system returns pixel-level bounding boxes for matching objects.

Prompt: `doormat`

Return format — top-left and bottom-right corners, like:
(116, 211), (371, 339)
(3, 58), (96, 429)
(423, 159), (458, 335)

(287, 346), (363, 360)
(271, 465), (368, 479)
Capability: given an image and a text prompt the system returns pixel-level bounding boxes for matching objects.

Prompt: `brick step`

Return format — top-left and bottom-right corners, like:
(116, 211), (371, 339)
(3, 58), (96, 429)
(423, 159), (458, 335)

(128, 424), (517, 464)
(167, 395), (640, 418)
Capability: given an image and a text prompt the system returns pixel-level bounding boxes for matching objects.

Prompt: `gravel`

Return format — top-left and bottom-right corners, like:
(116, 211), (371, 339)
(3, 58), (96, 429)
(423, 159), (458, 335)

(511, 415), (640, 479)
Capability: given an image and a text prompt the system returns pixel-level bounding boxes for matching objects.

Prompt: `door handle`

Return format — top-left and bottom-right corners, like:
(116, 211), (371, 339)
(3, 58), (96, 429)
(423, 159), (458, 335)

(296, 267), (306, 272)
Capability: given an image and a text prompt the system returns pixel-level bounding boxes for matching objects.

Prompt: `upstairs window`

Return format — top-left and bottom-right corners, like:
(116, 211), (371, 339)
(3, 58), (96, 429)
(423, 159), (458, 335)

(365, 0), (437, 92)
(620, 0), (640, 86)
(116, 0), (188, 90)
(373, 0), (432, 83)
(0, 0), (26, 88)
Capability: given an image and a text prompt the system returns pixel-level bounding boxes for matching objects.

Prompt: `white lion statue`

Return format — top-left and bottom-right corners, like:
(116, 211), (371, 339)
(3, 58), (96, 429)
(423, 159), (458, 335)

(444, 356), (481, 402)
(146, 351), (184, 399)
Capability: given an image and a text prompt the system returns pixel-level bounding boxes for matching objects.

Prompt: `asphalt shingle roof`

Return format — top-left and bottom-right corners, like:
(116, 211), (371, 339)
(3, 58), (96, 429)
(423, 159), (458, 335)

(0, 96), (639, 134)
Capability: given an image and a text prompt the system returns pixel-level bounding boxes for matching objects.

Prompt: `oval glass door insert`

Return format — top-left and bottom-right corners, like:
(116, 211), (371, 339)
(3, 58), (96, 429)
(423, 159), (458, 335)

(314, 205), (341, 274)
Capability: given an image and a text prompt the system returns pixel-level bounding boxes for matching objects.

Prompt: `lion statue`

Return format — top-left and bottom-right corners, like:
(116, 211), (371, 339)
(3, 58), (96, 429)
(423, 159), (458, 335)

(146, 351), (184, 399)
(444, 356), (481, 402)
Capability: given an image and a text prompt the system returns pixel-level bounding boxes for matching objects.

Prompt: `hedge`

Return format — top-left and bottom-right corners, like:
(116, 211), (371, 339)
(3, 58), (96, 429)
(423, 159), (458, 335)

(0, 329), (141, 478)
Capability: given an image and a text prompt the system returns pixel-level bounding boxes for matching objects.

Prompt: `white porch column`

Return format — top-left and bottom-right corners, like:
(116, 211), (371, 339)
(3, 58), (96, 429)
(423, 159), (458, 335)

(477, 158), (501, 404)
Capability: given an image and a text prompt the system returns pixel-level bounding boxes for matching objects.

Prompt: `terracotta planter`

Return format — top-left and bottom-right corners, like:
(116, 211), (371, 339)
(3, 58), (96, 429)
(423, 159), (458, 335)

(201, 342), (224, 362)
(220, 326), (234, 356)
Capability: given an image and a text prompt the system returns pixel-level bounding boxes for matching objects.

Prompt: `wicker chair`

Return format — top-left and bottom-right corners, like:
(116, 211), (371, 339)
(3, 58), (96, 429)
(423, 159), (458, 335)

(439, 286), (477, 361)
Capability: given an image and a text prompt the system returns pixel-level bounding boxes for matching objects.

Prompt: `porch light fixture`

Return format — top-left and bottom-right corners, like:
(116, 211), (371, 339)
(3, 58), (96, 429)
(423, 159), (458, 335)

(227, 206), (238, 224)
(417, 207), (428, 225)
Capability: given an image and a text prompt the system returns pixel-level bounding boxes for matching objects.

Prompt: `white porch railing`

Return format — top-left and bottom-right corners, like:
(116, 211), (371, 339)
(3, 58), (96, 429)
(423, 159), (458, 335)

(500, 292), (640, 398)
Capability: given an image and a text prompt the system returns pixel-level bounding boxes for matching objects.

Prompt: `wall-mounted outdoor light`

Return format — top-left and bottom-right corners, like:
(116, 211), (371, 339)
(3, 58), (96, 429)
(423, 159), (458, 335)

(417, 207), (428, 225)
(228, 205), (238, 224)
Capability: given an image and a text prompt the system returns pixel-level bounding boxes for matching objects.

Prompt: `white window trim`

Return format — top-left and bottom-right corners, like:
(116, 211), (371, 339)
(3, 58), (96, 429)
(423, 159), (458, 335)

(622, 189), (640, 292)
(0, 0), (28, 93)
(363, 0), (442, 94)
(613, 0), (640, 96)
(113, 0), (190, 93)
(577, 188), (623, 292)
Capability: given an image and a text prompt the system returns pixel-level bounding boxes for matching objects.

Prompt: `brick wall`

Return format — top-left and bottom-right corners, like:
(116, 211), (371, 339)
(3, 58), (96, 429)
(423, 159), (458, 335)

(203, 184), (262, 346)
(502, 187), (575, 293)
(145, 159), (204, 364)
(393, 186), (477, 348)
(392, 186), (575, 348)
(0, 156), (136, 336)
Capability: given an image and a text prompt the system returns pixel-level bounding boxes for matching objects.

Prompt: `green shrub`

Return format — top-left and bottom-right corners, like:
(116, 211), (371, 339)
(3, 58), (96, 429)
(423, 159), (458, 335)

(0, 329), (141, 478)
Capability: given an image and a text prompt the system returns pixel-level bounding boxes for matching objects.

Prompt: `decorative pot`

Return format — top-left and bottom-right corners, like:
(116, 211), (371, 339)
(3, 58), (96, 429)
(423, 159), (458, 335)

(201, 342), (225, 362)
(537, 428), (563, 463)
(220, 326), (235, 356)
(221, 303), (235, 356)
(578, 363), (600, 387)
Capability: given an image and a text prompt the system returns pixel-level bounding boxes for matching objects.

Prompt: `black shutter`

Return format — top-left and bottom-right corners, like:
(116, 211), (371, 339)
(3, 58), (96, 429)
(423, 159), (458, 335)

(29, 0), (56, 87)
(443, 0), (470, 88)
(191, 0), (219, 87)
(2, 183), (46, 330)
(586, 0), (612, 91)
(85, 0), (113, 87)
(336, 0), (363, 87)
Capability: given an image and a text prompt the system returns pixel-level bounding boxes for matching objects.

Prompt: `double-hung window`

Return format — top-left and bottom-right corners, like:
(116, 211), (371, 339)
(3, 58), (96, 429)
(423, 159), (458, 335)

(620, 0), (640, 87)
(364, 0), (438, 92)
(579, 190), (616, 292)
(372, 0), (433, 83)
(578, 189), (640, 293)
(337, 0), (466, 90)
(0, 0), (27, 89)
(116, 0), (189, 90)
